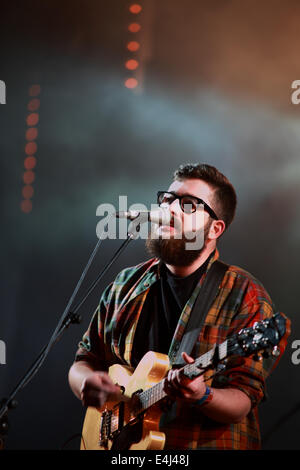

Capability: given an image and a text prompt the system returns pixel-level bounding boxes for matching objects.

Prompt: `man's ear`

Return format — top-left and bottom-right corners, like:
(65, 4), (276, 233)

(209, 219), (226, 240)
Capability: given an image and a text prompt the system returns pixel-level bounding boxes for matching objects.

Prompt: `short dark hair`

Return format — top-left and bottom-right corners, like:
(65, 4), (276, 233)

(173, 163), (237, 231)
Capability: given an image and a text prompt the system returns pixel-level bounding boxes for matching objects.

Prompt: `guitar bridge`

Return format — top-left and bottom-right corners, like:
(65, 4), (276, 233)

(99, 409), (111, 447)
(99, 402), (125, 447)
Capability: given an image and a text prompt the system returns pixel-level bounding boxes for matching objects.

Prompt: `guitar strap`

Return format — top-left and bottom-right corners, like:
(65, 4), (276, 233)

(172, 259), (228, 367)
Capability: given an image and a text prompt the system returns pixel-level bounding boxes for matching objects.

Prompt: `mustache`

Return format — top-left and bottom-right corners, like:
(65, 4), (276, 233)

(161, 216), (180, 229)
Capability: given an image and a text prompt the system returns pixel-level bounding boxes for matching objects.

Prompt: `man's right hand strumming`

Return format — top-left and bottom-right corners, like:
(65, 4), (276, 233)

(68, 361), (121, 408)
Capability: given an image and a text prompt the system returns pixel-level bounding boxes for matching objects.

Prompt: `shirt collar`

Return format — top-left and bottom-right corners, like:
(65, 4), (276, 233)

(125, 248), (220, 306)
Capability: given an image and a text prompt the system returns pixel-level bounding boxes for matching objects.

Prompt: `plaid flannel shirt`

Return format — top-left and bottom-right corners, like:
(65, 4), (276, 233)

(75, 249), (290, 450)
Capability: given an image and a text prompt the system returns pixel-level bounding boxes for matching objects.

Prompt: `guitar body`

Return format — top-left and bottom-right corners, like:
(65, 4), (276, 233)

(80, 351), (170, 450)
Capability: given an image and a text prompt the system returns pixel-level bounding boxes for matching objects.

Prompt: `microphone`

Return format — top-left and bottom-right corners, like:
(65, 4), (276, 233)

(115, 209), (171, 225)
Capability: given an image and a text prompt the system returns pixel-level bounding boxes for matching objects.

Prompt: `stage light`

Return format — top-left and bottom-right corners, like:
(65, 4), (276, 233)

(21, 85), (40, 213)
(25, 142), (37, 155)
(24, 156), (37, 170)
(25, 127), (38, 141)
(28, 85), (41, 97)
(128, 23), (141, 33)
(22, 185), (34, 199)
(127, 41), (140, 52)
(26, 113), (39, 127)
(27, 98), (40, 112)
(20, 199), (32, 214)
(125, 59), (139, 70)
(23, 170), (35, 185)
(129, 4), (142, 14)
(124, 3), (143, 91)
(124, 78), (138, 89)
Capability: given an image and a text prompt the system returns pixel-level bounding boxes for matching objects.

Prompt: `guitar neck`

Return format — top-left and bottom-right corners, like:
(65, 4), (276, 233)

(136, 312), (286, 413)
(136, 341), (228, 412)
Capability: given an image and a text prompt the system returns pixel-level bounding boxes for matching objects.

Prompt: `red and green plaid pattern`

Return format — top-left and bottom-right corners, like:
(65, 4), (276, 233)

(75, 249), (290, 449)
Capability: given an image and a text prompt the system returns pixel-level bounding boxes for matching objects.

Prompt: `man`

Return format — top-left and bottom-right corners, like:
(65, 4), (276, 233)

(68, 163), (290, 450)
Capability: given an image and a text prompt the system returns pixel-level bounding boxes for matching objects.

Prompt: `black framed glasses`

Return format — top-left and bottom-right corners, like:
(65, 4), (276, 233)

(157, 191), (219, 220)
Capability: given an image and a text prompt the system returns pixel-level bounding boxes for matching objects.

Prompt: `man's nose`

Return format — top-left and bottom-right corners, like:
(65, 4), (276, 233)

(168, 197), (181, 216)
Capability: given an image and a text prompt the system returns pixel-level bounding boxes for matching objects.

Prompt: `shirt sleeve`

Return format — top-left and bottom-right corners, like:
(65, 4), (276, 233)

(74, 282), (113, 371)
(212, 280), (291, 408)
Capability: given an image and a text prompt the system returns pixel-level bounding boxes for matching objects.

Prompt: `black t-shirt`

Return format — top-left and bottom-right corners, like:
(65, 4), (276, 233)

(131, 253), (213, 367)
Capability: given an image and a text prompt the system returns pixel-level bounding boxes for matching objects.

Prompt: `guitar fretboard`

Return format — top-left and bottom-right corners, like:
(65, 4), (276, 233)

(135, 341), (228, 413)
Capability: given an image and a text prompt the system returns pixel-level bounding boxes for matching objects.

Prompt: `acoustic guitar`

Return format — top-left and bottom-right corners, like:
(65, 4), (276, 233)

(80, 312), (286, 450)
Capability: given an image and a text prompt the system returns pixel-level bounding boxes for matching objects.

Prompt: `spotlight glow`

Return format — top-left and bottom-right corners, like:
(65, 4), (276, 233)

(125, 59), (139, 70)
(124, 78), (138, 89)
(129, 4), (142, 14)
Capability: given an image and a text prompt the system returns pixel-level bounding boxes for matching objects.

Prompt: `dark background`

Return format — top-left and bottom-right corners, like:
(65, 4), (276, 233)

(0, 0), (299, 450)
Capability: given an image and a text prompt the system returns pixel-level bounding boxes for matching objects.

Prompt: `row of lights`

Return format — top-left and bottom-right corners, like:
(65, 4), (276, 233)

(124, 3), (142, 90)
(21, 85), (40, 213)
(20, 8), (142, 211)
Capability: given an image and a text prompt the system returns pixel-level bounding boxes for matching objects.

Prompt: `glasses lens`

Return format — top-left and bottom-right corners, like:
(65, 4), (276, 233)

(157, 192), (175, 206)
(180, 196), (199, 213)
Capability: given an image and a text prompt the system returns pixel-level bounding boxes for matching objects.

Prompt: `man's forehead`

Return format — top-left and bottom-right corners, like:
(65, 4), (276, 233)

(167, 179), (215, 202)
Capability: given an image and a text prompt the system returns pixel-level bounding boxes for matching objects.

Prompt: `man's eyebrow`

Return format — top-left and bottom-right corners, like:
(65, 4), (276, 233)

(168, 191), (201, 198)
(176, 192), (207, 202)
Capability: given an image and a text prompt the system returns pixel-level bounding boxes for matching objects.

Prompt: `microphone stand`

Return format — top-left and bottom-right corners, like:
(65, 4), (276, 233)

(0, 221), (140, 448)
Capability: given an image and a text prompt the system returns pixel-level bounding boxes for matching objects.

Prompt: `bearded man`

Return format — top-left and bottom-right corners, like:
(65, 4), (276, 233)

(68, 163), (289, 450)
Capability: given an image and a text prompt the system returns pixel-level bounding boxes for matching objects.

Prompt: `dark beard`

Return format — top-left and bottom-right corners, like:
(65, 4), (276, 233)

(145, 222), (212, 267)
